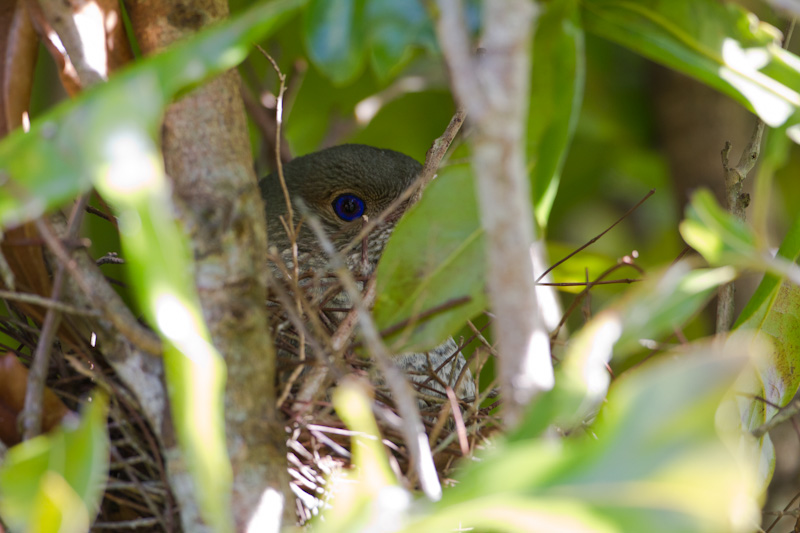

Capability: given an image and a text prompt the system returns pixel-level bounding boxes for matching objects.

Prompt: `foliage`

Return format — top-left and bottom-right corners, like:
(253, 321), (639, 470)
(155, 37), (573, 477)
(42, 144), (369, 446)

(0, 393), (109, 533)
(2, 0), (800, 531)
(0, 1), (304, 530)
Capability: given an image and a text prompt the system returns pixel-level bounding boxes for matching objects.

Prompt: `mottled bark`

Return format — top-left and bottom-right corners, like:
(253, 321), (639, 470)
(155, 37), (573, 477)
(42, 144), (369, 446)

(122, 1), (290, 529)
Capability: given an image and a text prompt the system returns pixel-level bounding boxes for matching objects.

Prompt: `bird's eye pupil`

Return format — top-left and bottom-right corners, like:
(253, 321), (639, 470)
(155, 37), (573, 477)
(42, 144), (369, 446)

(333, 194), (365, 221)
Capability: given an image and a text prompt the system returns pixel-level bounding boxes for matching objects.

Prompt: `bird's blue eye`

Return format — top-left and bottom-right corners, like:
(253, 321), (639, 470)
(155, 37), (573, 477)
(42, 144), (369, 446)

(332, 194), (365, 221)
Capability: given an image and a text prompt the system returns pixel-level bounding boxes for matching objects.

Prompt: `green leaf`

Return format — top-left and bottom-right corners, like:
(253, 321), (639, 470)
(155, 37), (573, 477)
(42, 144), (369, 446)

(0, 0), (304, 227)
(680, 189), (800, 284)
(304, 0), (366, 85)
(407, 342), (758, 533)
(365, 0), (437, 80)
(718, 212), (800, 491)
(0, 392), (109, 533)
(611, 261), (735, 361)
(582, 0), (800, 135)
(373, 165), (487, 353)
(0, 2), (305, 531)
(314, 380), (408, 532)
(517, 261), (735, 438)
(529, 0), (585, 229)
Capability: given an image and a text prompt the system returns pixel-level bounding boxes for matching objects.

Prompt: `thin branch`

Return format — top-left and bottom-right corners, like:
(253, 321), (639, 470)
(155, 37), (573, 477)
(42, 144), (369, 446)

(716, 122), (765, 334)
(22, 194), (88, 439)
(35, 218), (162, 355)
(303, 207), (443, 502)
(437, 0), (549, 425)
(411, 106), (467, 204)
(752, 396), (800, 439)
(377, 296), (471, 340)
(538, 189), (655, 282)
(0, 289), (100, 316)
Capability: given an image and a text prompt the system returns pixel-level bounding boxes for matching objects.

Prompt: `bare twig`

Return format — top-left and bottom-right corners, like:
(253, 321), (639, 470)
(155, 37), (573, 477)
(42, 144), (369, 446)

(0, 289), (99, 316)
(716, 122), (765, 334)
(22, 195), (88, 439)
(35, 218), (162, 355)
(753, 396), (800, 439)
(411, 106), (467, 203)
(445, 386), (469, 456)
(538, 189), (655, 282)
(303, 207), (443, 501)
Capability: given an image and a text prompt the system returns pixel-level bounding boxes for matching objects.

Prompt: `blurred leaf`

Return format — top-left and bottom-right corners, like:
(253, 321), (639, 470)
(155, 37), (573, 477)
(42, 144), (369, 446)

(518, 261), (735, 439)
(0, 0), (303, 227)
(304, 0), (366, 85)
(315, 379), (409, 532)
(681, 189), (800, 284)
(512, 312), (620, 441)
(0, 392), (109, 533)
(582, 0), (800, 135)
(374, 165), (487, 353)
(611, 261), (736, 361)
(718, 212), (800, 491)
(0, 2), (304, 531)
(529, 0), (585, 229)
(365, 0), (436, 80)
(405, 342), (757, 533)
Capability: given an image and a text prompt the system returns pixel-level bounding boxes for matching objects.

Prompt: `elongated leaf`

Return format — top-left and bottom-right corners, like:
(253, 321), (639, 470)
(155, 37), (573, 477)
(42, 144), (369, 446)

(583, 0), (800, 136)
(365, 0), (436, 80)
(0, 0), (303, 227)
(612, 261), (735, 361)
(304, 0), (366, 84)
(681, 189), (800, 283)
(406, 342), (757, 533)
(529, 0), (585, 228)
(374, 165), (486, 353)
(314, 380), (409, 532)
(718, 212), (800, 491)
(0, 2), (305, 530)
(0, 392), (109, 533)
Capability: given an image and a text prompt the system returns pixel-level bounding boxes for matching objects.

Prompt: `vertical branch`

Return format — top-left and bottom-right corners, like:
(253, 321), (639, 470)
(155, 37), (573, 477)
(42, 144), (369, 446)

(436, 0), (552, 426)
(716, 121), (764, 334)
(123, 0), (290, 529)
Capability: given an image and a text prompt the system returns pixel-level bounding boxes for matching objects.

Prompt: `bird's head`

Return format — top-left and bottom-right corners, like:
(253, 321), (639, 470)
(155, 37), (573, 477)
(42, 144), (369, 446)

(260, 144), (421, 268)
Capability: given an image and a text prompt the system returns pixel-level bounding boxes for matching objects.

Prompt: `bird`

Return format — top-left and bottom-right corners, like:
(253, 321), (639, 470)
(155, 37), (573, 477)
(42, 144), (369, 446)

(259, 143), (476, 404)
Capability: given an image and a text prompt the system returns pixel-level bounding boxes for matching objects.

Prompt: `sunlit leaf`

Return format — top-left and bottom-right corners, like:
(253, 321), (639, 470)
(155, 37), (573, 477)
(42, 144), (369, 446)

(718, 212), (800, 491)
(611, 261), (735, 362)
(0, 2), (304, 531)
(681, 189), (800, 283)
(0, 0), (304, 227)
(0, 392), (109, 533)
(374, 165), (487, 353)
(406, 342), (758, 533)
(529, 0), (585, 228)
(582, 0), (800, 137)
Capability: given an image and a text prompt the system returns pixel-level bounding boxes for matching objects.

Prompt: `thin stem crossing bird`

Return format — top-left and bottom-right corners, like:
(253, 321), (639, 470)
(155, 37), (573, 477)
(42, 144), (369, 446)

(260, 144), (476, 403)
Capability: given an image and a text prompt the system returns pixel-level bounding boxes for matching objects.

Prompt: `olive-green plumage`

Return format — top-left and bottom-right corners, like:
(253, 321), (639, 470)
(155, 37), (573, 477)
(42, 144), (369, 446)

(260, 144), (421, 261)
(260, 143), (475, 400)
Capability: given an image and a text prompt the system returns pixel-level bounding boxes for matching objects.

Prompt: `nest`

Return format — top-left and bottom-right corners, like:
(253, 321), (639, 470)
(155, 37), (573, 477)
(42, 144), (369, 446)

(266, 248), (501, 524)
(0, 231), (500, 532)
(0, 313), (179, 530)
